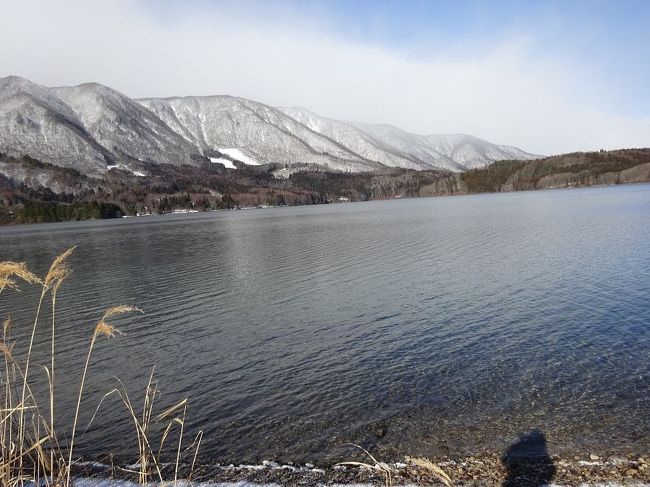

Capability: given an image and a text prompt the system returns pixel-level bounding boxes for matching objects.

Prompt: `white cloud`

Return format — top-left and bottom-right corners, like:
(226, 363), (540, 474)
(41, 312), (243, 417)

(0, 0), (648, 154)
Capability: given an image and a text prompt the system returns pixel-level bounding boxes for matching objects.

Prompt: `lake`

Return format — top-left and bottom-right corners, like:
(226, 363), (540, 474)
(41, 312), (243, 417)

(1, 184), (649, 464)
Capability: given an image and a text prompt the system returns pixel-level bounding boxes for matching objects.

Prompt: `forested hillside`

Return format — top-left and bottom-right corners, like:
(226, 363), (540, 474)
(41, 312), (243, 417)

(1, 149), (649, 224)
(457, 149), (650, 193)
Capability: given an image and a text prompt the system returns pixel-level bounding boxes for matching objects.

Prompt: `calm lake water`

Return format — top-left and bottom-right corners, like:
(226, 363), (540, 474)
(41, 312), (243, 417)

(1, 184), (649, 463)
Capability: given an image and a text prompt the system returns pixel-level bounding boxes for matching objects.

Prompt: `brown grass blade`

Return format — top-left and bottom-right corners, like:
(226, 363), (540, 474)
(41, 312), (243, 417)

(43, 247), (76, 291)
(81, 389), (121, 437)
(188, 430), (203, 481)
(0, 277), (18, 293)
(343, 442), (383, 468)
(405, 456), (453, 486)
(0, 340), (15, 363)
(0, 262), (42, 290)
(93, 305), (142, 338)
(94, 322), (125, 339)
(155, 398), (188, 422)
(2, 315), (11, 336)
(101, 305), (143, 321)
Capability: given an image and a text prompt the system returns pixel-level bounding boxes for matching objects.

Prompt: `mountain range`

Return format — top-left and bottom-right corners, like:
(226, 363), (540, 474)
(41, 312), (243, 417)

(0, 75), (540, 177)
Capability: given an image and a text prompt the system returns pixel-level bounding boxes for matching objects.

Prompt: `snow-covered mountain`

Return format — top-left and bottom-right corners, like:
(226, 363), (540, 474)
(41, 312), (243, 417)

(138, 96), (382, 172)
(280, 107), (431, 170)
(52, 83), (198, 168)
(0, 76), (113, 175)
(353, 122), (538, 170)
(0, 76), (200, 176)
(0, 76), (541, 175)
(282, 107), (539, 171)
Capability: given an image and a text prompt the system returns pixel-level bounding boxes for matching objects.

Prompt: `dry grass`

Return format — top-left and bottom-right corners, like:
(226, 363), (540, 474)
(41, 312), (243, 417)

(338, 444), (454, 487)
(337, 443), (395, 487)
(0, 249), (201, 486)
(405, 456), (454, 486)
(2, 249), (450, 487)
(0, 262), (42, 294)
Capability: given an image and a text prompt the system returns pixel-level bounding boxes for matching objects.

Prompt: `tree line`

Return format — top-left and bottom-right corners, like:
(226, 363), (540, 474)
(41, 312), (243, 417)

(1, 148), (649, 224)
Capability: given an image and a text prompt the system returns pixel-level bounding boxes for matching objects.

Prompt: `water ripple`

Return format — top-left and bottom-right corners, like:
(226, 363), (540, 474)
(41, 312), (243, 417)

(1, 185), (649, 461)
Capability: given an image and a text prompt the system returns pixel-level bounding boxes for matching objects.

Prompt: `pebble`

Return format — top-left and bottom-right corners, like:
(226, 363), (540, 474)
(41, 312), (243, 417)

(132, 452), (650, 486)
(589, 453), (600, 461)
(607, 455), (627, 464)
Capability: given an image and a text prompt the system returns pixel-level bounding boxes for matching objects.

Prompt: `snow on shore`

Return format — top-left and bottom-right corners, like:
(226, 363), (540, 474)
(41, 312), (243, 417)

(70, 480), (650, 486)
(63, 457), (650, 486)
(73, 482), (274, 487)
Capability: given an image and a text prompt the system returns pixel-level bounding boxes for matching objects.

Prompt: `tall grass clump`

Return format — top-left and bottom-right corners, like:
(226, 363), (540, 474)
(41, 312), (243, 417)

(0, 249), (202, 486)
(338, 444), (453, 487)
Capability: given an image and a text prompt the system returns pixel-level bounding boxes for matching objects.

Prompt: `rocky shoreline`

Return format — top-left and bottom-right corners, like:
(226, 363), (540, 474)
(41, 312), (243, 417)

(74, 453), (649, 486)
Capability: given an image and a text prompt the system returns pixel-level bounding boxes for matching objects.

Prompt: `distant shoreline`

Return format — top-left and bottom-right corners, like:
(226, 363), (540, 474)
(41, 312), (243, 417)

(2, 177), (650, 228)
(2, 148), (649, 225)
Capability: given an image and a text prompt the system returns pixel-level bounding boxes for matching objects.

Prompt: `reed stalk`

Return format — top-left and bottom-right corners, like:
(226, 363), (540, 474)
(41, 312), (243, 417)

(1, 252), (200, 487)
(66, 306), (138, 487)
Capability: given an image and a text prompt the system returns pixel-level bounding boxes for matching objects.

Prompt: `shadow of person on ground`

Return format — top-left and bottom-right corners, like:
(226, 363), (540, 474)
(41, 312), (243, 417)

(502, 429), (556, 486)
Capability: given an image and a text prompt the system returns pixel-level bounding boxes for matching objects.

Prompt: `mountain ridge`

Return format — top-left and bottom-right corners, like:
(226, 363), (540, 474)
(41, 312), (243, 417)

(0, 75), (542, 175)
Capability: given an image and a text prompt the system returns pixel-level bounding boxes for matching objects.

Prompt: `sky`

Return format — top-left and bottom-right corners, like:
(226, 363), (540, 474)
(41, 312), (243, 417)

(1, 0), (649, 155)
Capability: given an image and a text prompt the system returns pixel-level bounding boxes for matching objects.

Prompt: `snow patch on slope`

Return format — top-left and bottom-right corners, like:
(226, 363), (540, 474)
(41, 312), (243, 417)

(209, 157), (237, 169)
(107, 164), (146, 177)
(217, 148), (259, 165)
